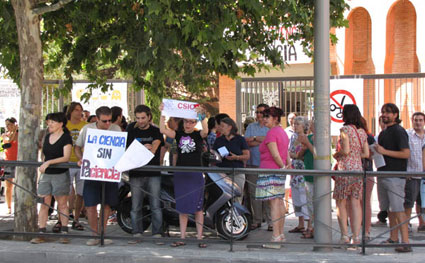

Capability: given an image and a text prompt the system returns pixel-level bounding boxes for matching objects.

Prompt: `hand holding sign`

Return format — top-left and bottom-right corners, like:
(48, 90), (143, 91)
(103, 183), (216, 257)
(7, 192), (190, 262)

(161, 98), (200, 119)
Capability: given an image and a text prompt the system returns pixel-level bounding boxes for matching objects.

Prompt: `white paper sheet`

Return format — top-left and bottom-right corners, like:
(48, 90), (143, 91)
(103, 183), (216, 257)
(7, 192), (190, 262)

(217, 146), (230, 157)
(370, 144), (386, 169)
(162, 98), (199, 119)
(115, 140), (155, 172)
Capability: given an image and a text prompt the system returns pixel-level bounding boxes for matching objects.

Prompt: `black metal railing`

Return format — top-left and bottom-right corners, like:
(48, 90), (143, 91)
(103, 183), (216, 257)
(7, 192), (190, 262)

(0, 160), (424, 254)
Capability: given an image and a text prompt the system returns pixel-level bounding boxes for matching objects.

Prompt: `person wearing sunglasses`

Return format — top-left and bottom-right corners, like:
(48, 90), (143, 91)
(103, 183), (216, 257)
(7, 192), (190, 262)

(74, 106), (122, 246)
(244, 103), (271, 231)
(159, 103), (209, 248)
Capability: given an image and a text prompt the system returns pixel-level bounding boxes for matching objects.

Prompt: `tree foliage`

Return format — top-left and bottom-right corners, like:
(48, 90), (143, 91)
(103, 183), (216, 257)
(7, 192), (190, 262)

(1, 0), (349, 104)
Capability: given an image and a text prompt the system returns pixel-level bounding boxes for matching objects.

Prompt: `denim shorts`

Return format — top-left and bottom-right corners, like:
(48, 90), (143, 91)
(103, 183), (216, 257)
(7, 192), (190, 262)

(83, 180), (119, 207)
(38, 171), (70, 196)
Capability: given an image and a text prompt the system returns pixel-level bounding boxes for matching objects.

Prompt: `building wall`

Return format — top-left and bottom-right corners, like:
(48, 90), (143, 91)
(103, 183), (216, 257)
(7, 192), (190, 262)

(218, 0), (425, 127)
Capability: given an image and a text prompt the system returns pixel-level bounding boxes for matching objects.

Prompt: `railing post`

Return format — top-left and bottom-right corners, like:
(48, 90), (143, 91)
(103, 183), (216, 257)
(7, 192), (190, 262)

(313, 0), (332, 252)
(229, 168), (235, 252)
(361, 169), (367, 254)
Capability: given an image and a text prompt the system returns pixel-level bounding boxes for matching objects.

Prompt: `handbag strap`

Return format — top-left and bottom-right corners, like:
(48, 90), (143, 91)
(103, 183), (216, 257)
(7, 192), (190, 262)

(350, 125), (363, 148)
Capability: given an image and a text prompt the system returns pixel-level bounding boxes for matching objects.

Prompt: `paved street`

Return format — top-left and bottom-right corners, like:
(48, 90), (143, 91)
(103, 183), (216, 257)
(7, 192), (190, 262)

(0, 190), (425, 262)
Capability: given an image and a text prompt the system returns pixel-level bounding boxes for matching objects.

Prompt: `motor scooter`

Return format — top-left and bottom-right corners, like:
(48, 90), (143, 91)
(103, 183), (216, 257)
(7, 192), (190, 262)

(117, 151), (252, 240)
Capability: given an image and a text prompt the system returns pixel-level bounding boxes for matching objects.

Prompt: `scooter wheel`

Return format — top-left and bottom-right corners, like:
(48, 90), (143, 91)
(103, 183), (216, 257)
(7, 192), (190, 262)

(216, 209), (251, 240)
(117, 198), (133, 234)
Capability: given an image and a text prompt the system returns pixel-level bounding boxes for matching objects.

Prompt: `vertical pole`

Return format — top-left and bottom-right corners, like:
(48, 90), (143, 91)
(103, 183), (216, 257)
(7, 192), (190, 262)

(313, 0), (332, 252)
(362, 169), (367, 255)
(229, 169), (235, 252)
(100, 181), (105, 246)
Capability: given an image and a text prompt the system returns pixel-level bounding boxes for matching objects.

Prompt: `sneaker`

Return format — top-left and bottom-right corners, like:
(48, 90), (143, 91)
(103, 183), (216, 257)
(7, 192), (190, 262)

(104, 239), (113, 245)
(152, 234), (162, 238)
(86, 239), (100, 246)
(372, 221), (387, 227)
(30, 237), (45, 244)
(128, 233), (143, 244)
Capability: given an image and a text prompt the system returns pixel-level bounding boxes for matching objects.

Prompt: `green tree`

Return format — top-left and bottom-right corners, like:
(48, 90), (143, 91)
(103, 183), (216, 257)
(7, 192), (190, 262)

(0, 0), (348, 234)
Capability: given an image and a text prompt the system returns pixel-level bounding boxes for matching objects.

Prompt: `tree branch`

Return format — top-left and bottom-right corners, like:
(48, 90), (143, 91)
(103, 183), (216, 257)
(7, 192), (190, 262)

(32, 0), (73, 15)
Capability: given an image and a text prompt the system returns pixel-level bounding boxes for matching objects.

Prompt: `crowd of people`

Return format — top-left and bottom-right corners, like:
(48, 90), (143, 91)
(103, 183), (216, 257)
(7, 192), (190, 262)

(1, 100), (423, 253)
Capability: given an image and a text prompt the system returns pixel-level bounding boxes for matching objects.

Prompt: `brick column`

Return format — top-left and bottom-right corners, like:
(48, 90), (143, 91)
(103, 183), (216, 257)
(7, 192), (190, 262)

(218, 75), (236, 120)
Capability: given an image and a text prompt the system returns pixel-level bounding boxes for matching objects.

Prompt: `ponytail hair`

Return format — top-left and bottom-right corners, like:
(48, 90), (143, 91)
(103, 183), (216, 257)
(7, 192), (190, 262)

(46, 112), (70, 134)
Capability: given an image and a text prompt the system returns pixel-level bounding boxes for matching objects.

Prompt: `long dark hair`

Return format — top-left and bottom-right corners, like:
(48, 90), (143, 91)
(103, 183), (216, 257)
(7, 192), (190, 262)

(220, 117), (238, 136)
(65, 102), (83, 120)
(47, 112), (70, 134)
(342, 104), (362, 128)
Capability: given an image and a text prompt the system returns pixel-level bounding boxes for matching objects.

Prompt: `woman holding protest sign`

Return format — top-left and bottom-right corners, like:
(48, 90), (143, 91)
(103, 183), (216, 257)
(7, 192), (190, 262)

(159, 102), (209, 248)
(30, 112), (73, 244)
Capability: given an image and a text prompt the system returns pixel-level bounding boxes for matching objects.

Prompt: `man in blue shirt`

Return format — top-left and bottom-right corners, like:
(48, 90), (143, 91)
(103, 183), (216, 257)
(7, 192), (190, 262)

(244, 104), (270, 230)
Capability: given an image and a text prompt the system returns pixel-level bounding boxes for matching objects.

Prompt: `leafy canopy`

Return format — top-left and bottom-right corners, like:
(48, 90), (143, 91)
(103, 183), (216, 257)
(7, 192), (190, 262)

(1, 0), (349, 99)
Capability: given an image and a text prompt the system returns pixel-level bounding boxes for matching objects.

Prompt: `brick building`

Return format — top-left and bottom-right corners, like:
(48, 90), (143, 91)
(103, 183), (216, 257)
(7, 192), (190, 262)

(218, 0), (425, 131)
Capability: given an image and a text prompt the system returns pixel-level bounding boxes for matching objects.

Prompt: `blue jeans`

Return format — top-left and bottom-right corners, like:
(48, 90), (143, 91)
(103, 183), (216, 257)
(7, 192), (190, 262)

(129, 174), (162, 235)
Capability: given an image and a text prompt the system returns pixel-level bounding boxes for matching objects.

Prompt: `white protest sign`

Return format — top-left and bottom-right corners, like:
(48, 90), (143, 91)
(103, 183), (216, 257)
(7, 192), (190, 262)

(162, 98), (200, 119)
(115, 140), (154, 172)
(80, 128), (127, 182)
(330, 79), (364, 136)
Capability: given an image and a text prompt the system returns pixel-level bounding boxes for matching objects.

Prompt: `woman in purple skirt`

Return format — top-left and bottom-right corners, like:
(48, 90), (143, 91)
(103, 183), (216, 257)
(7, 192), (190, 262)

(160, 103), (208, 248)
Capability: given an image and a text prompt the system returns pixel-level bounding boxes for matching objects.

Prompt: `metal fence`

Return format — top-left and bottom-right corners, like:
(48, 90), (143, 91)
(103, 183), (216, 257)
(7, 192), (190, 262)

(237, 73), (425, 134)
(0, 160), (424, 254)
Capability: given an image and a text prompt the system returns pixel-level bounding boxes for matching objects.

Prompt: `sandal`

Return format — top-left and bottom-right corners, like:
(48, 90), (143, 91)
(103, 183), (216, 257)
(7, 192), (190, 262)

(198, 242), (208, 248)
(170, 241), (186, 247)
(381, 238), (399, 244)
(71, 221), (85, 231)
(52, 221), (62, 233)
(267, 225), (273, 231)
(395, 245), (412, 253)
(301, 229), (314, 239)
(262, 235), (282, 249)
(288, 226), (305, 233)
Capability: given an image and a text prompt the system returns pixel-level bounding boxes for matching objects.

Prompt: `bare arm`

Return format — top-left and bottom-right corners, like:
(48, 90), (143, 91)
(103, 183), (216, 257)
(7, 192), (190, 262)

(226, 149), (250, 162)
(375, 144), (410, 159)
(159, 115), (176, 139)
(360, 140), (370, 159)
(75, 145), (83, 166)
(200, 117), (208, 138)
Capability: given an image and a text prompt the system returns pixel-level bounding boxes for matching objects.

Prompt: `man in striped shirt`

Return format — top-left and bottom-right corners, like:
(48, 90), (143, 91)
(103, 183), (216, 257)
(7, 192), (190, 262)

(405, 112), (425, 232)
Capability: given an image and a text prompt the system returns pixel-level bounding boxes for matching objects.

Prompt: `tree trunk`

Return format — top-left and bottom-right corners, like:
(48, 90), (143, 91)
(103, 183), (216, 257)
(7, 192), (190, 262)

(11, 0), (43, 237)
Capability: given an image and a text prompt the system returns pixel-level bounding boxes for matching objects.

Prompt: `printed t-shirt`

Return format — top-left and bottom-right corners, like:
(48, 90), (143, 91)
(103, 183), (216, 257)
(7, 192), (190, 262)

(175, 130), (203, 167)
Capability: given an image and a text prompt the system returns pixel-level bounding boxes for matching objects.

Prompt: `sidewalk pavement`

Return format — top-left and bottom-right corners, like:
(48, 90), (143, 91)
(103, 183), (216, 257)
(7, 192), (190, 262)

(1, 195), (425, 262)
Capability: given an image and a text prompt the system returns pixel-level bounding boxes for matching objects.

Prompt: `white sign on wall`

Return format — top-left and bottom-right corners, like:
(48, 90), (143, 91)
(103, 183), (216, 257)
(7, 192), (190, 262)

(0, 80), (20, 124)
(72, 82), (128, 118)
(330, 78), (364, 136)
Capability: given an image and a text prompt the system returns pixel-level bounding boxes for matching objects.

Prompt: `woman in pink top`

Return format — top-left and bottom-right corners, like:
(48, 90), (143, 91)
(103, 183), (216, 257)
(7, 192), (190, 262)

(255, 107), (290, 248)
